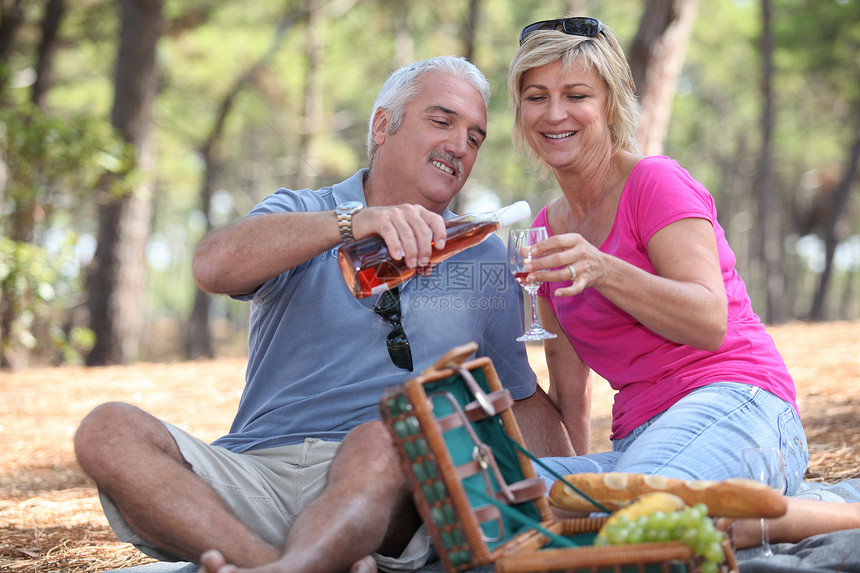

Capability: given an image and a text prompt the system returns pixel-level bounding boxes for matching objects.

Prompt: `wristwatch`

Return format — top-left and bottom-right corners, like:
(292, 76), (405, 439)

(335, 201), (364, 243)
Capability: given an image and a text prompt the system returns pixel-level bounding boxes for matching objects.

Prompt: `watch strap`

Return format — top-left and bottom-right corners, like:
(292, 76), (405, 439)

(336, 204), (362, 242)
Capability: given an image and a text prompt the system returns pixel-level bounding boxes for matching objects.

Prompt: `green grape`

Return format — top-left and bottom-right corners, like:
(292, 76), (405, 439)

(701, 541), (725, 564)
(596, 504), (727, 570)
(649, 510), (668, 529)
(615, 514), (634, 528)
(697, 517), (717, 536)
(680, 507), (702, 528)
(693, 520), (717, 553)
(680, 526), (699, 546)
(607, 525), (630, 545)
(627, 526), (645, 544)
(703, 527), (726, 545)
(664, 511), (682, 532)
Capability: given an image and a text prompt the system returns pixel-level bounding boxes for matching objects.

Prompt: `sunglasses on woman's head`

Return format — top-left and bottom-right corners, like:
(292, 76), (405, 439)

(519, 17), (605, 45)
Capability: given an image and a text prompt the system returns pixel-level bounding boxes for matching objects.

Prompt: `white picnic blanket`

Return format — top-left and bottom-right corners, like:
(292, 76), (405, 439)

(795, 478), (860, 503)
(105, 479), (860, 573)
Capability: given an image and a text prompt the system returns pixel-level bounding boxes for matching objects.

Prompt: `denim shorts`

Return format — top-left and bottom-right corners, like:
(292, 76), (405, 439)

(535, 383), (809, 495)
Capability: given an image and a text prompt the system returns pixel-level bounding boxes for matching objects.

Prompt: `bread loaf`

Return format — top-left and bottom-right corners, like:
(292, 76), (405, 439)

(548, 472), (787, 518)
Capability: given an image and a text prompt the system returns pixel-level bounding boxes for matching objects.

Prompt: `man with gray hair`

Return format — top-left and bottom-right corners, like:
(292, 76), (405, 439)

(75, 56), (573, 573)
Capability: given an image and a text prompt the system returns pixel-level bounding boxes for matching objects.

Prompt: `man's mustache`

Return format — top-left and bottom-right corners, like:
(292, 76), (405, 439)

(427, 150), (464, 182)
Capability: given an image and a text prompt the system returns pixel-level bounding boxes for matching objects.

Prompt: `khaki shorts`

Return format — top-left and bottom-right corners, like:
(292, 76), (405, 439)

(99, 422), (434, 572)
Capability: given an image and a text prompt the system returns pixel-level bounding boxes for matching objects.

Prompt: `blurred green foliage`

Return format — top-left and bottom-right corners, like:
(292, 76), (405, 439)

(1, 0), (859, 364)
(0, 235), (94, 364)
(0, 105), (123, 365)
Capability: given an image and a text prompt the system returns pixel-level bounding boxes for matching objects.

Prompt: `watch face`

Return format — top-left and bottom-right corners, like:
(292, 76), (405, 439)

(338, 201), (363, 211)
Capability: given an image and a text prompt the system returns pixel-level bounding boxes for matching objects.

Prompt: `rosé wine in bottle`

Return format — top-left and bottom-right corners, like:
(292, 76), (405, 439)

(338, 201), (531, 298)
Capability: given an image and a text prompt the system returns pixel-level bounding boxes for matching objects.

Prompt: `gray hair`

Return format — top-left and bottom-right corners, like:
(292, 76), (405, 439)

(508, 23), (640, 179)
(367, 56), (491, 164)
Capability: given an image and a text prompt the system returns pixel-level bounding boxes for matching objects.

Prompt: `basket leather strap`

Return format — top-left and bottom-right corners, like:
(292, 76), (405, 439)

(455, 459), (484, 480)
(456, 365), (496, 416)
(469, 480), (547, 542)
(435, 390), (512, 433)
(504, 477), (547, 502)
(455, 460), (546, 504)
(473, 504), (501, 524)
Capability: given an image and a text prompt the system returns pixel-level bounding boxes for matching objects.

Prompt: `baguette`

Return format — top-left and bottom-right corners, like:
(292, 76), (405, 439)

(549, 472), (788, 518)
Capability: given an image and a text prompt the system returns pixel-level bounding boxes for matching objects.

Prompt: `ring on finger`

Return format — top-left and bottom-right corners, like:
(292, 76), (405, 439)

(566, 264), (576, 281)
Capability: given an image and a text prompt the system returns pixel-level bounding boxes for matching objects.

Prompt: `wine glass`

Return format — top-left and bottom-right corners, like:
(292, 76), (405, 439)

(742, 447), (786, 558)
(508, 227), (557, 342)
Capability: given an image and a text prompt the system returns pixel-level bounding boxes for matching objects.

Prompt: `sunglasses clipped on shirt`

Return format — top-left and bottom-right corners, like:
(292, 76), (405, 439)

(373, 287), (413, 372)
(519, 16), (605, 45)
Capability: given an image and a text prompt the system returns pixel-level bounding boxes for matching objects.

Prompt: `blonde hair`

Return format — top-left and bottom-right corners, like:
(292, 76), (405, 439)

(507, 24), (640, 178)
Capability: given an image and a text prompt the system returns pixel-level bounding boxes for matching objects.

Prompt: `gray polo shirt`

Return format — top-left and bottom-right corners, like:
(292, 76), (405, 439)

(213, 169), (537, 452)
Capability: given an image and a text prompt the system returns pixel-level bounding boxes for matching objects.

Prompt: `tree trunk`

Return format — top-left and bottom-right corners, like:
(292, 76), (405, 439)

(756, 0), (785, 323)
(629, 0), (698, 155)
(0, 0), (23, 230)
(0, 0), (24, 94)
(809, 93), (860, 320)
(187, 2), (299, 359)
(461, 0), (479, 64)
(9, 0), (64, 239)
(30, 0), (64, 108)
(294, 0), (324, 190)
(86, 0), (163, 365)
(0, 1), (66, 369)
(449, 0), (480, 215)
(187, 186), (216, 359)
(0, 0), (22, 244)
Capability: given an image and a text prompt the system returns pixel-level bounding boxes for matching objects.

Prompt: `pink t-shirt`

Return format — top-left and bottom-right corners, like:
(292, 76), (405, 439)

(535, 156), (797, 439)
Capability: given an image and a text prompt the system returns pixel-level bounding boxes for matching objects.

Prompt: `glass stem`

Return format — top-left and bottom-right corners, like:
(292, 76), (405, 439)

(761, 517), (773, 557)
(528, 288), (542, 330)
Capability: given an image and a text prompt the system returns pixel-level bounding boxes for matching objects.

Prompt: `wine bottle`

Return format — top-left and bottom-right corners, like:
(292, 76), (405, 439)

(338, 201), (532, 298)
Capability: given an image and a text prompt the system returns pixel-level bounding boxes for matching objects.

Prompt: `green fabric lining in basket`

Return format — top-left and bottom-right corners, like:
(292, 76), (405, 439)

(423, 370), (545, 551)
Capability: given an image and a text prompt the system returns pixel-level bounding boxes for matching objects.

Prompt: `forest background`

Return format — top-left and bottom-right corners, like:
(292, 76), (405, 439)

(2, 0), (860, 369)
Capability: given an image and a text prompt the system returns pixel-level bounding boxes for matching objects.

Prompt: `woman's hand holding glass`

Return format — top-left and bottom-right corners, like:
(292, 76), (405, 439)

(508, 227), (557, 342)
(519, 231), (603, 299)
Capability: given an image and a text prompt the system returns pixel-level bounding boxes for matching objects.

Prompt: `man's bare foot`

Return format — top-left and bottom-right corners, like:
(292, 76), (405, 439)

(199, 549), (236, 573)
(197, 549), (378, 573)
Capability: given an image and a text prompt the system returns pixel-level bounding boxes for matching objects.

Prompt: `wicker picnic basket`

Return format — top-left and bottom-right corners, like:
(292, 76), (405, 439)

(378, 342), (739, 573)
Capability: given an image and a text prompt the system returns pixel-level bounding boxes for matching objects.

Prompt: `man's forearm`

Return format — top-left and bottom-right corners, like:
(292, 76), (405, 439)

(193, 210), (340, 295)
